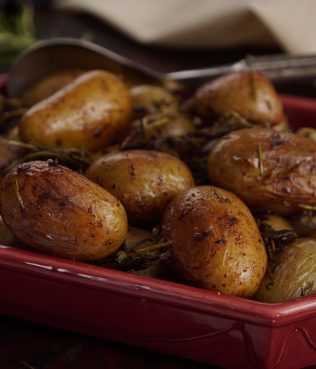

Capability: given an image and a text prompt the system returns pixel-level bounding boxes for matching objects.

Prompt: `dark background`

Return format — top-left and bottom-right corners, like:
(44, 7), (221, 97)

(3, 0), (316, 96)
(28, 1), (283, 73)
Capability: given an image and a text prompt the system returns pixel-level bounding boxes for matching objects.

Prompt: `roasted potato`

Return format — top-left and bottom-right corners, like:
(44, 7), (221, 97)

(297, 127), (316, 142)
(162, 186), (267, 297)
(86, 149), (194, 226)
(141, 112), (195, 140)
(208, 127), (316, 215)
(21, 69), (84, 105)
(131, 84), (178, 115)
(19, 70), (133, 151)
(0, 160), (128, 260)
(195, 71), (288, 130)
(259, 214), (293, 231)
(254, 238), (316, 302)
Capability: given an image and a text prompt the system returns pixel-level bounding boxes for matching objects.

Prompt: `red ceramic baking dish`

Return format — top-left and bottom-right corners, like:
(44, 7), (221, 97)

(1, 74), (316, 369)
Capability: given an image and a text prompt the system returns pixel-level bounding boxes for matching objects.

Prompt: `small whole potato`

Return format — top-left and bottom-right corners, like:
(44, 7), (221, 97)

(195, 71), (287, 130)
(19, 70), (133, 151)
(130, 84), (178, 115)
(86, 150), (194, 226)
(0, 160), (128, 260)
(297, 127), (316, 143)
(141, 112), (195, 140)
(208, 127), (316, 215)
(259, 214), (293, 232)
(254, 238), (316, 302)
(162, 186), (267, 297)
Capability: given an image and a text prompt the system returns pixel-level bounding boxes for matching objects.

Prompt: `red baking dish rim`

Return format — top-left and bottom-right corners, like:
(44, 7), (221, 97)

(1, 242), (316, 329)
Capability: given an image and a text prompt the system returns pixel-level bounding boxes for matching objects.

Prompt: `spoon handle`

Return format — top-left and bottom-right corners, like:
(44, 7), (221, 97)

(166, 54), (316, 88)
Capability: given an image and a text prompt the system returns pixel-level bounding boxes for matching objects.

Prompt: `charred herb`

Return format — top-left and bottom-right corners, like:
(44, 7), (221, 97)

(121, 110), (254, 184)
(298, 204), (316, 212)
(1, 139), (92, 174)
(92, 226), (173, 279)
(257, 143), (264, 176)
(0, 95), (29, 133)
(258, 219), (297, 260)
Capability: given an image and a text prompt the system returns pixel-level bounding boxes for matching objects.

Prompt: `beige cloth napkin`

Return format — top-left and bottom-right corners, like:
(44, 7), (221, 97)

(56, 0), (316, 54)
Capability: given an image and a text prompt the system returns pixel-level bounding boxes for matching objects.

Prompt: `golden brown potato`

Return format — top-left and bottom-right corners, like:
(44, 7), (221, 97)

(141, 112), (195, 140)
(19, 70), (133, 152)
(131, 84), (178, 115)
(297, 127), (316, 142)
(208, 127), (316, 215)
(260, 215), (293, 232)
(21, 69), (84, 105)
(86, 150), (194, 226)
(195, 72), (288, 130)
(162, 186), (267, 297)
(0, 160), (128, 260)
(254, 238), (316, 302)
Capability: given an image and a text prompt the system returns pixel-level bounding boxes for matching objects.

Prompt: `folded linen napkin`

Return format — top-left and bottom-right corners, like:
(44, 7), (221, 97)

(56, 0), (316, 54)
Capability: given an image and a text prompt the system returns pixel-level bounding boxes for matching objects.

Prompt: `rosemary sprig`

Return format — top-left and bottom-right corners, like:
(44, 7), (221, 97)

(257, 143), (264, 176)
(1, 139), (92, 174)
(14, 179), (25, 209)
(245, 56), (257, 100)
(298, 204), (316, 212)
(135, 240), (172, 254)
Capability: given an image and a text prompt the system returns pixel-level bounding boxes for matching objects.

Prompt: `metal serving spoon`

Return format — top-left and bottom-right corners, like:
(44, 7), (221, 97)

(7, 37), (316, 98)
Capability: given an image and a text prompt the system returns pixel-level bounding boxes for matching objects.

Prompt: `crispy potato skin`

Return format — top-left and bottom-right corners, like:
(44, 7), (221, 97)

(0, 161), (128, 260)
(86, 150), (194, 226)
(195, 72), (287, 129)
(19, 70), (132, 151)
(162, 186), (267, 297)
(208, 128), (316, 215)
(254, 238), (316, 302)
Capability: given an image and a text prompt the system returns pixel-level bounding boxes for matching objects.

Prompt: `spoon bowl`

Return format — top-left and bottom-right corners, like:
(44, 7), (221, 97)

(7, 38), (164, 98)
